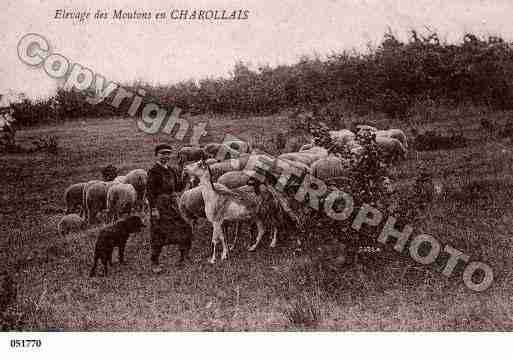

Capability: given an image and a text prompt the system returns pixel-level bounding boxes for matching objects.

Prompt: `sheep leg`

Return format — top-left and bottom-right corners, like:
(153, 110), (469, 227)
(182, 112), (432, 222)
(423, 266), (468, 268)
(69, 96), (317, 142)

(248, 220), (265, 252)
(219, 223), (228, 261)
(269, 227), (278, 248)
(209, 223), (221, 264)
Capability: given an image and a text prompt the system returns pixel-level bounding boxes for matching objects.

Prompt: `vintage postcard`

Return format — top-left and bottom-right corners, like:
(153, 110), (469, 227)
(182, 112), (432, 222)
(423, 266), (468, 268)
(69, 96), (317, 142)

(1, 0), (512, 350)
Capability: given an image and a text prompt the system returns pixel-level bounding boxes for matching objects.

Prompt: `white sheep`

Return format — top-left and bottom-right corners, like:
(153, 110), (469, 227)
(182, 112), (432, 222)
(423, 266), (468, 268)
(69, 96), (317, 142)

(217, 170), (256, 189)
(64, 182), (86, 215)
(187, 156), (259, 184)
(278, 152), (325, 166)
(356, 125), (378, 134)
(376, 129), (408, 149)
(298, 146), (329, 157)
(123, 169), (148, 211)
(178, 185), (205, 226)
(329, 129), (356, 147)
(205, 158), (218, 165)
(375, 136), (407, 163)
(224, 139), (252, 154)
(299, 143), (314, 152)
(311, 156), (351, 182)
(58, 213), (86, 236)
(183, 157), (250, 189)
(82, 180), (101, 220)
(345, 139), (364, 156)
(84, 181), (114, 224)
(106, 183), (137, 222)
(275, 158), (311, 174)
(113, 175), (127, 183)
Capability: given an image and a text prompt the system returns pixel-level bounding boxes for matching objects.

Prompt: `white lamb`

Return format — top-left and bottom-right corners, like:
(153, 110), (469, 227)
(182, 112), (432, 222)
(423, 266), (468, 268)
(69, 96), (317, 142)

(58, 214), (86, 236)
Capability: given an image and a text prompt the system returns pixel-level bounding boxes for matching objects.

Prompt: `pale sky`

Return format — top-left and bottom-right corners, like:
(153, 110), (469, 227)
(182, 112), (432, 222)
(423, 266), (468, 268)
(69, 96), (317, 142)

(1, 0), (513, 100)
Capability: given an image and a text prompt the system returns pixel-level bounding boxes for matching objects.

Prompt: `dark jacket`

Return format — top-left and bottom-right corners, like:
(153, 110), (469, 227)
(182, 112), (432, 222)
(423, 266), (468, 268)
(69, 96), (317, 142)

(146, 162), (184, 210)
(147, 165), (192, 261)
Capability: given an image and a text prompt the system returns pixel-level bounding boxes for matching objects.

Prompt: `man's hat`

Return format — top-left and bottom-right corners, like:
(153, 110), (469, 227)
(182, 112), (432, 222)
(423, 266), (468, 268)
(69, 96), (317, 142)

(155, 144), (173, 156)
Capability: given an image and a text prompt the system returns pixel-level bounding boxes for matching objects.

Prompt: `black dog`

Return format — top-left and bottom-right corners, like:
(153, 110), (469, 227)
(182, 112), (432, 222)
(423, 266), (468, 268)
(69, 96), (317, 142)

(89, 215), (145, 277)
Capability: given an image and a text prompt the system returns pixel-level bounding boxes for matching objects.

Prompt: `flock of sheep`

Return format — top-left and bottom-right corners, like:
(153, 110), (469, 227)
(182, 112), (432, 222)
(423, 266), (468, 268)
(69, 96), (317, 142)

(56, 124), (408, 264)
(58, 169), (148, 235)
(285, 126), (407, 183)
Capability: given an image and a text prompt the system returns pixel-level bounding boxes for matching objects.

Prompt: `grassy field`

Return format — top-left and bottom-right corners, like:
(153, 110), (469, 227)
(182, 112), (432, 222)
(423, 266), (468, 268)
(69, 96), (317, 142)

(1, 111), (513, 331)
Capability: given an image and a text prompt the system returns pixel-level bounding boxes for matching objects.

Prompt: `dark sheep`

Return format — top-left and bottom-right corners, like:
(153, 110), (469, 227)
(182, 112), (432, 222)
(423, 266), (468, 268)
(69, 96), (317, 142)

(178, 146), (206, 167)
(102, 165), (118, 182)
(89, 215), (145, 277)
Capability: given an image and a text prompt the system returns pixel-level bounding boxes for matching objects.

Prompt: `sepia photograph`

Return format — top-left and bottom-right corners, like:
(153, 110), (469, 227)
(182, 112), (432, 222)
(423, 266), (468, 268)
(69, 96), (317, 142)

(1, 0), (513, 347)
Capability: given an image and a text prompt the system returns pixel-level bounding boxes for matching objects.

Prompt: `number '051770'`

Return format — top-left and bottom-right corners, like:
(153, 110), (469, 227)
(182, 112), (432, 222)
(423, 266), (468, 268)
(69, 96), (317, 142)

(10, 339), (42, 348)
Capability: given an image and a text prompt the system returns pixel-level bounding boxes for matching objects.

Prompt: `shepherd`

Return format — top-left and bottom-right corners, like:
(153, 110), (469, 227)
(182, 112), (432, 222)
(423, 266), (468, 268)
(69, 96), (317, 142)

(147, 144), (193, 274)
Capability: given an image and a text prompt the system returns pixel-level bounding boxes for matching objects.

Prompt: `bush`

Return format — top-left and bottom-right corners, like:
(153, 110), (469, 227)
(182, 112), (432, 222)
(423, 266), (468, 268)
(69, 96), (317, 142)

(288, 114), (394, 264)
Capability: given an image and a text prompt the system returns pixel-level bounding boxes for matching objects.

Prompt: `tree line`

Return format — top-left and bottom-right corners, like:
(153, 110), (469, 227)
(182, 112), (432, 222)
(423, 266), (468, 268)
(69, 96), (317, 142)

(11, 31), (513, 127)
